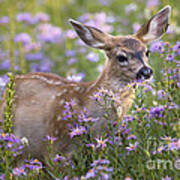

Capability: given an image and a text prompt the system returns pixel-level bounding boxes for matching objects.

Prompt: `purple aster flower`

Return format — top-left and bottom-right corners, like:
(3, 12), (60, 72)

(0, 59), (11, 70)
(99, 172), (110, 179)
(125, 3), (137, 14)
(14, 33), (31, 44)
(16, 12), (34, 24)
(0, 174), (5, 180)
(0, 75), (9, 87)
(146, 0), (159, 9)
(98, 0), (111, 6)
(172, 41), (180, 55)
(127, 134), (137, 140)
(25, 52), (44, 61)
(65, 50), (77, 57)
(45, 135), (57, 144)
(162, 176), (172, 180)
(157, 90), (166, 100)
(25, 159), (43, 171)
(86, 52), (99, 62)
(85, 168), (97, 179)
(166, 54), (174, 61)
(34, 12), (49, 22)
(86, 143), (95, 150)
(67, 58), (77, 65)
(91, 159), (110, 167)
(95, 136), (108, 149)
(12, 166), (26, 176)
(152, 146), (165, 154)
(36, 23), (62, 43)
(24, 42), (41, 53)
(96, 166), (113, 172)
(150, 41), (164, 53)
(69, 126), (86, 138)
(126, 142), (138, 153)
(133, 23), (141, 33)
(0, 16), (9, 24)
(65, 29), (77, 39)
(54, 154), (66, 163)
(150, 105), (164, 118)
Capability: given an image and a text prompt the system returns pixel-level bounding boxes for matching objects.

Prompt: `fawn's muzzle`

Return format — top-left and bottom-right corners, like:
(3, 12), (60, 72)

(136, 66), (153, 80)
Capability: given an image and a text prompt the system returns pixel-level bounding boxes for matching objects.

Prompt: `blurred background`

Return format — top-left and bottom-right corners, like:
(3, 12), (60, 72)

(0, 0), (179, 82)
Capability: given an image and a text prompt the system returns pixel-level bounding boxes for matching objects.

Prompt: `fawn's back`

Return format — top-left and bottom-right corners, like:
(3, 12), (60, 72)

(0, 6), (171, 159)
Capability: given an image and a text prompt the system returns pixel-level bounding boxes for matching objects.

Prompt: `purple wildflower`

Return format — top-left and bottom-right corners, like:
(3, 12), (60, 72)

(133, 23), (141, 33)
(65, 50), (77, 57)
(14, 33), (31, 44)
(69, 126), (86, 138)
(0, 59), (11, 70)
(125, 3), (137, 14)
(126, 142), (138, 153)
(146, 0), (159, 9)
(16, 12), (34, 24)
(95, 136), (108, 149)
(162, 176), (172, 180)
(86, 52), (99, 62)
(0, 16), (9, 24)
(172, 41), (180, 55)
(34, 12), (49, 22)
(91, 159), (110, 167)
(85, 168), (97, 179)
(25, 159), (43, 172)
(12, 166), (26, 176)
(149, 105), (165, 118)
(67, 58), (77, 65)
(157, 90), (166, 100)
(54, 154), (66, 163)
(25, 52), (44, 61)
(0, 75), (9, 87)
(150, 41), (164, 53)
(65, 29), (77, 39)
(45, 135), (57, 144)
(36, 23), (62, 43)
(166, 54), (174, 61)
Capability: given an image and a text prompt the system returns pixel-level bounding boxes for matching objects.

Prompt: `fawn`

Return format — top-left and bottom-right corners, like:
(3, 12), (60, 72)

(0, 6), (171, 159)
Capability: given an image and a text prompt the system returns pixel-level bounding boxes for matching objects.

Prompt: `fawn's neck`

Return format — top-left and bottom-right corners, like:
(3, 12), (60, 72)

(88, 60), (129, 94)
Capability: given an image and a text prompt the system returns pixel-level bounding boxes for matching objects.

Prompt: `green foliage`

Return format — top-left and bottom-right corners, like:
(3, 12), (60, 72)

(3, 73), (15, 134)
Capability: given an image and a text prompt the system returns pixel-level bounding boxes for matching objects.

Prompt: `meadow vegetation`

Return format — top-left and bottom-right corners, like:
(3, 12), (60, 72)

(0, 0), (179, 179)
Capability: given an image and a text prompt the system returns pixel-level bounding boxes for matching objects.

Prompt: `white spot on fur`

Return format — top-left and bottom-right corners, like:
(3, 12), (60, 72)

(55, 130), (59, 135)
(17, 75), (63, 85)
(57, 116), (61, 121)
(59, 99), (65, 105)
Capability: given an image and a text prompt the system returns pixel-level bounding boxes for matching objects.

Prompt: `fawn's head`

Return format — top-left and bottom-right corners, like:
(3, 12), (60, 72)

(69, 6), (171, 82)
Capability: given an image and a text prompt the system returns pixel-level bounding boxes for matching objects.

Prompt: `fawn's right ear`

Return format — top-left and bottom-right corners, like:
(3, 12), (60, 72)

(69, 19), (111, 49)
(135, 5), (171, 43)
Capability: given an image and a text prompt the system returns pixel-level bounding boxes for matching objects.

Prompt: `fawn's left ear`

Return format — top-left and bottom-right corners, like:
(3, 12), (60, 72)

(69, 19), (111, 49)
(135, 5), (171, 43)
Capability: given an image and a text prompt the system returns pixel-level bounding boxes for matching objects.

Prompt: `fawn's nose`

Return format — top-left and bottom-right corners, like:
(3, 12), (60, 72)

(136, 66), (153, 80)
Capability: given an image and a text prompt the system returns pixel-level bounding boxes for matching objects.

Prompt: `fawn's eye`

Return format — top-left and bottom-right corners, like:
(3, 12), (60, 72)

(146, 50), (150, 57)
(117, 55), (128, 66)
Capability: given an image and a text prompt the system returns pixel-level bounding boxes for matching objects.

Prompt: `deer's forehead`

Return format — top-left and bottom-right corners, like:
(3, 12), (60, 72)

(113, 37), (146, 52)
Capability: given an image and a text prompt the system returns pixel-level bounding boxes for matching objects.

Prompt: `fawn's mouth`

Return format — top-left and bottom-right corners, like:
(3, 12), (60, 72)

(136, 66), (153, 80)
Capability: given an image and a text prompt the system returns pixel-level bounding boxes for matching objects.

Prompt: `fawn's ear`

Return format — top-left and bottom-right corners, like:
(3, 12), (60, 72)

(135, 5), (171, 43)
(69, 19), (111, 49)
